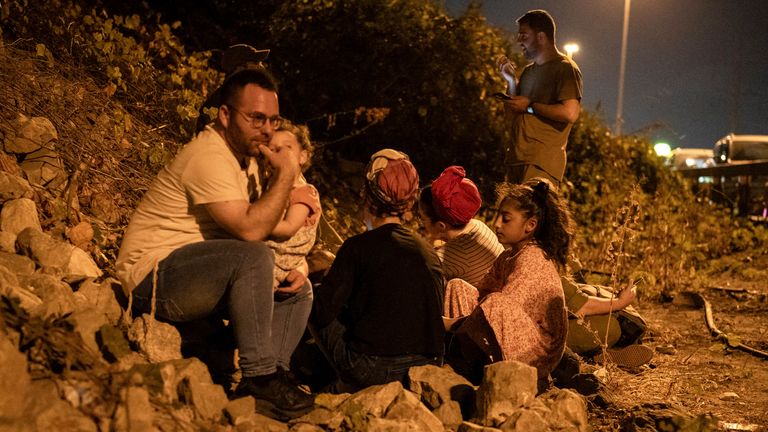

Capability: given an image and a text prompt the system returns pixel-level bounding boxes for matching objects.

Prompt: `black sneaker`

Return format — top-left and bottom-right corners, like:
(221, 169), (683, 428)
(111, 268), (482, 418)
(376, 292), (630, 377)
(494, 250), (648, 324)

(233, 370), (315, 421)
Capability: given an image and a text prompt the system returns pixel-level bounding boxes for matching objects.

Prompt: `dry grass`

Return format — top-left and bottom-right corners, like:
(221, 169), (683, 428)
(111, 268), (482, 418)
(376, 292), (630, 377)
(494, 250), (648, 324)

(0, 43), (186, 273)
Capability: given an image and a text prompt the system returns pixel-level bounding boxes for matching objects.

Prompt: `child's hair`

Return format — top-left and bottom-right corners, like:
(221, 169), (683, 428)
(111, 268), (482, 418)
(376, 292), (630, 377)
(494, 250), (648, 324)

(418, 186), (440, 223)
(275, 120), (314, 171)
(495, 178), (574, 269)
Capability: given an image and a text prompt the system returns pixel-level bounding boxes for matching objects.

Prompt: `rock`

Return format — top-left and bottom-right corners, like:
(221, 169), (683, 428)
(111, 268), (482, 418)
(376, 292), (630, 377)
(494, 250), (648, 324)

(408, 364), (474, 415)
(6, 115), (57, 154)
(620, 402), (718, 432)
(127, 313), (183, 363)
(499, 407), (549, 432)
(67, 246), (103, 279)
(97, 324), (133, 362)
(178, 377), (229, 421)
(19, 146), (66, 191)
(74, 278), (123, 325)
(432, 400), (464, 427)
(0, 171), (34, 204)
(225, 396), (257, 425)
(0, 151), (24, 178)
(66, 221), (93, 250)
(313, 392), (351, 411)
(0, 230), (16, 252)
(457, 421), (503, 431)
(16, 227), (72, 269)
(332, 381), (443, 432)
(0, 331), (31, 417)
(719, 392), (739, 401)
(69, 307), (109, 354)
(541, 389), (589, 432)
(128, 358), (212, 403)
(24, 273), (77, 318)
(337, 381), (404, 418)
(15, 228), (101, 278)
(293, 407), (343, 430)
(287, 423), (323, 432)
(0, 250), (35, 275)
(384, 386), (444, 432)
(23, 378), (99, 432)
(1, 198), (42, 235)
(655, 345), (677, 355)
(113, 386), (154, 432)
(0, 264), (43, 312)
(474, 360), (537, 426)
(245, 412), (289, 431)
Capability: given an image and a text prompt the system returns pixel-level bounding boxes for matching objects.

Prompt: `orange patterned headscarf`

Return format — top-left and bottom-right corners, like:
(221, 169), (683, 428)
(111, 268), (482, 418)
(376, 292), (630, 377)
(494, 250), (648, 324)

(364, 149), (420, 216)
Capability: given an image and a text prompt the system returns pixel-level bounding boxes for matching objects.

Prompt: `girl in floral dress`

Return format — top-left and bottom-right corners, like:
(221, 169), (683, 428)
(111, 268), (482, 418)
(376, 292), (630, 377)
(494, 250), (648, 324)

(444, 178), (574, 387)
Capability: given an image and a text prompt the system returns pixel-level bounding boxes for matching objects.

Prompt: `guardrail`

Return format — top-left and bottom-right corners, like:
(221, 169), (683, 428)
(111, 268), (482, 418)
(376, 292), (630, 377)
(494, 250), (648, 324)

(675, 160), (768, 177)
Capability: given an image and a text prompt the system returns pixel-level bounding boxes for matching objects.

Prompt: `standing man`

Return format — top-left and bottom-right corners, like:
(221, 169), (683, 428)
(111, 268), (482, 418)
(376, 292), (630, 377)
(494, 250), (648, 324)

(116, 69), (314, 420)
(498, 9), (583, 186)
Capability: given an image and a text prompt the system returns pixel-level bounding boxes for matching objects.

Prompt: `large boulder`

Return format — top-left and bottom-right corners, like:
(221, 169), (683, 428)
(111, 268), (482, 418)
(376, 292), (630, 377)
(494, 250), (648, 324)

(474, 361), (538, 427)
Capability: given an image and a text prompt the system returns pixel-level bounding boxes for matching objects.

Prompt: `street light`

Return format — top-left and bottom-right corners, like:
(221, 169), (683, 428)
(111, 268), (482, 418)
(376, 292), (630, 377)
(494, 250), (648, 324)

(615, 0), (631, 136)
(654, 142), (671, 157)
(564, 43), (579, 58)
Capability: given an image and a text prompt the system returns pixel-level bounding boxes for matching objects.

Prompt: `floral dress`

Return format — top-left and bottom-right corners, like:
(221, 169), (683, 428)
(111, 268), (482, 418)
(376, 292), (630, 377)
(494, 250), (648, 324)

(444, 242), (567, 379)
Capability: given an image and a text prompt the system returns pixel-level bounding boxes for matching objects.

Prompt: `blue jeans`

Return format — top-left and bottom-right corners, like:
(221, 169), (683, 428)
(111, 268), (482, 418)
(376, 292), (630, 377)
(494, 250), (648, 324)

(132, 239), (313, 377)
(309, 319), (440, 392)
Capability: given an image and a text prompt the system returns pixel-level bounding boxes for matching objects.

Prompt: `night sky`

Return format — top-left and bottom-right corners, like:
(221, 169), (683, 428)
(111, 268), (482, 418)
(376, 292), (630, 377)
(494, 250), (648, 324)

(446, 0), (768, 149)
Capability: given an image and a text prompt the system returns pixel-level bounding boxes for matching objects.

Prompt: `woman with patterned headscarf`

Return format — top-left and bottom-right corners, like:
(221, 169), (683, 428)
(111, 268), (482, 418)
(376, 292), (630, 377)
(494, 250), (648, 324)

(309, 149), (445, 392)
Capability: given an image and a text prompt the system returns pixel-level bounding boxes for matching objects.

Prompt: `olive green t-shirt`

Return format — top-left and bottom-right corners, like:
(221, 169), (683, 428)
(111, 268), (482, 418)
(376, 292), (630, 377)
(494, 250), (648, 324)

(508, 55), (583, 181)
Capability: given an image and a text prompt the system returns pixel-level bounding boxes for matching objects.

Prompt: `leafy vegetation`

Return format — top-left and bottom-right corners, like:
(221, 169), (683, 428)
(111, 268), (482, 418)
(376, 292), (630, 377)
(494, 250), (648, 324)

(1, 0), (765, 293)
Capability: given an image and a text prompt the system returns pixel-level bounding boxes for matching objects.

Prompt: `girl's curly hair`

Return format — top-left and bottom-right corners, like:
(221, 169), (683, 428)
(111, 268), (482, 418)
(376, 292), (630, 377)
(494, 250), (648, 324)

(496, 177), (574, 269)
(276, 120), (314, 172)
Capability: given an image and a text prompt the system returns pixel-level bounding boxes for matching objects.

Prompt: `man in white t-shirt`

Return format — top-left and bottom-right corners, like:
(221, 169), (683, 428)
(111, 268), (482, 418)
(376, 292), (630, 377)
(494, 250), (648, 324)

(116, 68), (314, 420)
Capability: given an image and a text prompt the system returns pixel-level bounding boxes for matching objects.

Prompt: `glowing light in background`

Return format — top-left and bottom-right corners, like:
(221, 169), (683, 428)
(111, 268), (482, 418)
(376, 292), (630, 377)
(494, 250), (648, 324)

(654, 142), (672, 157)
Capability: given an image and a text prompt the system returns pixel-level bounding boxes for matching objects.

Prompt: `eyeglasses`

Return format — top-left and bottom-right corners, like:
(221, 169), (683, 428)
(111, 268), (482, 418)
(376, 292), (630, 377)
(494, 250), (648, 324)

(228, 106), (283, 129)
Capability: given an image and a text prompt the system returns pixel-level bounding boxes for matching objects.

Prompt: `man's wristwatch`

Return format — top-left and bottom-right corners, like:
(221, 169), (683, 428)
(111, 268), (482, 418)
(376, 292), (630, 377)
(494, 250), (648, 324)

(526, 103), (534, 114)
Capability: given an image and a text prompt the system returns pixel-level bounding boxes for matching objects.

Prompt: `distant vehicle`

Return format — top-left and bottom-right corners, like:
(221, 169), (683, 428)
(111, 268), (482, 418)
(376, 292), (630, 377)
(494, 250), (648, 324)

(669, 148), (714, 170)
(713, 134), (768, 164)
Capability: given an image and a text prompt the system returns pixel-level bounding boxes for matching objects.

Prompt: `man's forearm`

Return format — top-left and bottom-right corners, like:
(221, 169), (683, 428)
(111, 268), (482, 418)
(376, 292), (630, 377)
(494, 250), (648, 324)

(244, 169), (294, 238)
(529, 100), (580, 124)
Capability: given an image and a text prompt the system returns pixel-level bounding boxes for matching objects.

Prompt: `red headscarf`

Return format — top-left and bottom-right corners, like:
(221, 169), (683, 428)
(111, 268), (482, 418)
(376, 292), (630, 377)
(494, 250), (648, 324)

(364, 149), (420, 215)
(430, 166), (481, 225)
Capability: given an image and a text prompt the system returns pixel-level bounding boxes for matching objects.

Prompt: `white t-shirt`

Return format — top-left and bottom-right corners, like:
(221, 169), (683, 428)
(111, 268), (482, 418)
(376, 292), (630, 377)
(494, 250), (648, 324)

(116, 126), (261, 293)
